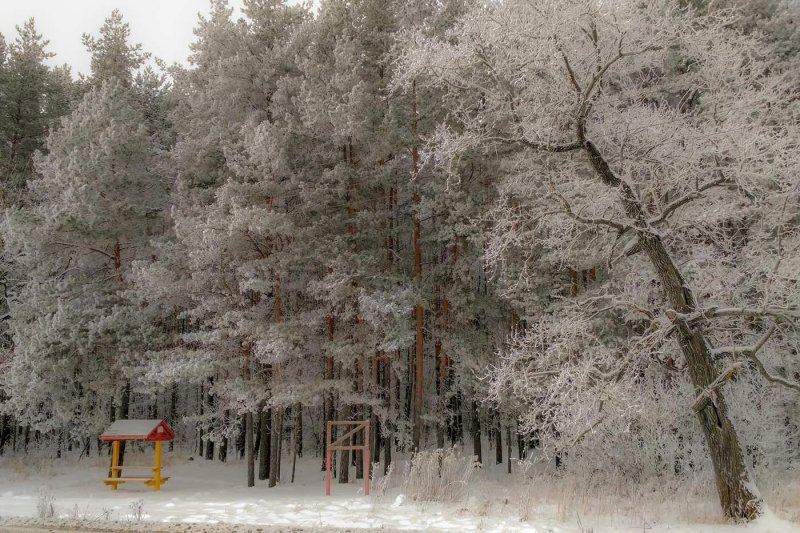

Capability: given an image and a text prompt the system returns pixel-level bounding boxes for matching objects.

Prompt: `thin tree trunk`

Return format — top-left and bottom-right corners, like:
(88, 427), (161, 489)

(117, 381), (130, 468)
(495, 418), (502, 465)
(291, 403), (301, 483)
(219, 410), (229, 462)
(269, 407), (282, 487)
(411, 80), (424, 453)
(506, 425), (512, 474)
(169, 383), (177, 452)
(198, 383), (204, 457)
(323, 317), (335, 471)
(276, 409), (283, 481)
(205, 378), (215, 461)
(471, 400), (482, 465)
(259, 408), (271, 480)
(245, 411), (254, 487)
(384, 358), (393, 475)
(254, 409), (261, 456)
(339, 404), (350, 484)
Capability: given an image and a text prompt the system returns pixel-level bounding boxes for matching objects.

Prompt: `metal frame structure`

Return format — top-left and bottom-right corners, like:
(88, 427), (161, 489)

(325, 420), (370, 496)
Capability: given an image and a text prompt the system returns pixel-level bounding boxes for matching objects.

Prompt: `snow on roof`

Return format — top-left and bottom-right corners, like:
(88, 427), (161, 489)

(100, 419), (174, 441)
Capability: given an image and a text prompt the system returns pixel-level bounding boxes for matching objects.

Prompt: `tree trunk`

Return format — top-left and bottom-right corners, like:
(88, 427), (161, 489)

(237, 412), (246, 459)
(291, 404), (301, 483)
(205, 378), (215, 461)
(494, 419), (502, 465)
(276, 410), (283, 482)
(471, 400), (482, 465)
(338, 404), (350, 484)
(384, 358), (393, 475)
(355, 409), (364, 480)
(198, 383), (204, 457)
(169, 383), (177, 452)
(411, 80), (424, 453)
(323, 320), (335, 471)
(581, 136), (761, 520)
(269, 407), (282, 487)
(506, 425), (512, 474)
(245, 411), (254, 487)
(117, 381), (130, 468)
(259, 408), (271, 481)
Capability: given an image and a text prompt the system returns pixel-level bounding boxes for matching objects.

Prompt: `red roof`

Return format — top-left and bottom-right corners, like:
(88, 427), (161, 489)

(100, 419), (175, 442)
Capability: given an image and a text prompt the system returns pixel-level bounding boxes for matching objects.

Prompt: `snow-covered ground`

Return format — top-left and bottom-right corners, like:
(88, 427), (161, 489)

(0, 449), (798, 533)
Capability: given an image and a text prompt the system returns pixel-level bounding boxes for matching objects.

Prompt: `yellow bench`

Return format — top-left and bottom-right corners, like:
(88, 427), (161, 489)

(105, 440), (168, 491)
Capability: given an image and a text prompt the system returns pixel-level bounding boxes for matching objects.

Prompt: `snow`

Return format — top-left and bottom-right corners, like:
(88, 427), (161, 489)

(0, 451), (798, 533)
(100, 420), (171, 440)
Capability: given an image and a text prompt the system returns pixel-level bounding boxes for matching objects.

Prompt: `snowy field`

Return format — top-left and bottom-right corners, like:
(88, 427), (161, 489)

(0, 449), (798, 533)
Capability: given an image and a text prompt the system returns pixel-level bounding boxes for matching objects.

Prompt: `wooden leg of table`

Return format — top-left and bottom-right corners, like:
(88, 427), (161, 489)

(154, 441), (162, 491)
(111, 441), (120, 491)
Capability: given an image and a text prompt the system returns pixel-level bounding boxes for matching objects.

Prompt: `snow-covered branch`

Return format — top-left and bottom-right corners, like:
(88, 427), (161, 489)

(648, 174), (732, 225)
(693, 362), (744, 413)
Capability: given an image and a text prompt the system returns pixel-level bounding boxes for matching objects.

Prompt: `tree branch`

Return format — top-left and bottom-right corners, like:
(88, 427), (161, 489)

(649, 174), (731, 225)
(51, 241), (115, 261)
(555, 192), (632, 232)
(579, 39), (662, 119)
(566, 416), (606, 449)
(709, 323), (800, 393)
(710, 322), (776, 358)
(693, 362), (744, 412)
(677, 306), (800, 324)
(560, 51), (582, 94)
(519, 138), (583, 153)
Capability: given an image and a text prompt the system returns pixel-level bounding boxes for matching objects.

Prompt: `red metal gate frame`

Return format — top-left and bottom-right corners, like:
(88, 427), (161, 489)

(325, 420), (370, 496)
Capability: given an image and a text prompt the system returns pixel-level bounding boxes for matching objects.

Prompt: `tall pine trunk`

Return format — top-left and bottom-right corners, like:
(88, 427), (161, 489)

(494, 418), (502, 465)
(323, 317), (335, 471)
(259, 408), (271, 480)
(411, 80), (424, 452)
(117, 381), (130, 468)
(291, 403), (301, 483)
(338, 404), (350, 484)
(471, 400), (482, 465)
(269, 407), (283, 488)
(245, 411), (254, 487)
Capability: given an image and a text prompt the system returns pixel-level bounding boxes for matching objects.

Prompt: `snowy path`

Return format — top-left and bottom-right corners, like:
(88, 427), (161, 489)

(1, 452), (798, 533)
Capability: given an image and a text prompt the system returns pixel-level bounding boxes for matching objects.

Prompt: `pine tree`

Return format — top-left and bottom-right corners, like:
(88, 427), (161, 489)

(81, 9), (148, 87)
(0, 19), (73, 204)
(1, 79), (164, 440)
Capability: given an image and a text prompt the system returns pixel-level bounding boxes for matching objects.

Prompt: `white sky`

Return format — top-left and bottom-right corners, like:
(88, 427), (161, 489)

(0, 0), (308, 76)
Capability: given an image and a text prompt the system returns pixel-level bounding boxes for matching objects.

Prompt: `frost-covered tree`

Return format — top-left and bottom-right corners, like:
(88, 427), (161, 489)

(398, 0), (800, 520)
(0, 19), (73, 204)
(81, 9), (148, 87)
(133, 0), (309, 484)
(1, 77), (164, 444)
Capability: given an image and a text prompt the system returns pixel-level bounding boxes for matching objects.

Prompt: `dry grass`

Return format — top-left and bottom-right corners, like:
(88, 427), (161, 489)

(401, 447), (478, 503)
(506, 462), (800, 527)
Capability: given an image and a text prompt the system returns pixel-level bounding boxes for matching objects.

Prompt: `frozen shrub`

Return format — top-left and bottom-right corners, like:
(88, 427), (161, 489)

(370, 462), (395, 503)
(401, 447), (477, 503)
(513, 460), (537, 521)
(129, 498), (145, 522)
(36, 488), (56, 519)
